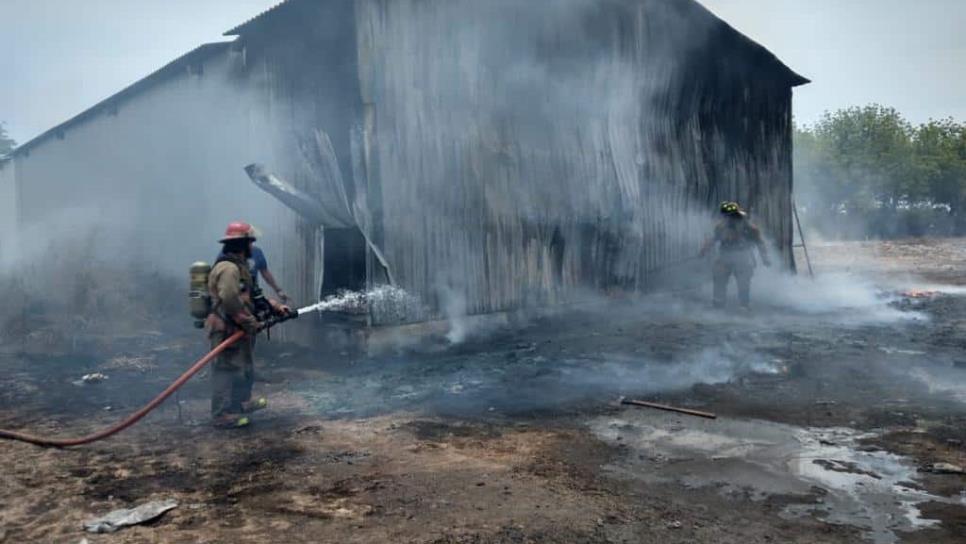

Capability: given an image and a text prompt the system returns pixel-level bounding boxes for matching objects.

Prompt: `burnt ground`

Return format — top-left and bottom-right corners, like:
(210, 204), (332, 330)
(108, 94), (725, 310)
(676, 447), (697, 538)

(1, 238), (965, 543)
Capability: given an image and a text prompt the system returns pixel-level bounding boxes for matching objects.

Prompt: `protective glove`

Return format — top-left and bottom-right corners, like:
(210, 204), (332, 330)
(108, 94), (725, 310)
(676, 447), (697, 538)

(276, 290), (291, 304)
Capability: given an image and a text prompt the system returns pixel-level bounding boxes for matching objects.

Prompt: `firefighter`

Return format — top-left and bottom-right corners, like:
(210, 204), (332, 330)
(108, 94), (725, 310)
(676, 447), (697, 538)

(699, 201), (771, 310)
(215, 241), (290, 305)
(205, 221), (291, 428)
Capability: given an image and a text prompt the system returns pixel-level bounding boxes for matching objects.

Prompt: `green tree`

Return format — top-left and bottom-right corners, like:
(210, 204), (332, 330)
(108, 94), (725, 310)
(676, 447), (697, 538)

(0, 122), (15, 155)
(915, 118), (966, 215)
(812, 105), (917, 211)
(793, 105), (966, 238)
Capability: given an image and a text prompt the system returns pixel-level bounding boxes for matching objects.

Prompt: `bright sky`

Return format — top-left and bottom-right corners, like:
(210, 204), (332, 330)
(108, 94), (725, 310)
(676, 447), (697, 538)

(702, 0), (966, 127)
(2, 0), (964, 144)
(0, 0), (279, 144)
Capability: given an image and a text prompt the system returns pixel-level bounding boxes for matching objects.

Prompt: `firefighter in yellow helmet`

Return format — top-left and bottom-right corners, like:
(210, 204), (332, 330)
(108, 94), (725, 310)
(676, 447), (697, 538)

(699, 202), (771, 310)
(205, 222), (291, 428)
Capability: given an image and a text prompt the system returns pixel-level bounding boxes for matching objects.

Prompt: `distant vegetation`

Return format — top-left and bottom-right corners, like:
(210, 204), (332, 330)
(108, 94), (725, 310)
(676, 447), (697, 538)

(795, 105), (966, 239)
(0, 122), (14, 155)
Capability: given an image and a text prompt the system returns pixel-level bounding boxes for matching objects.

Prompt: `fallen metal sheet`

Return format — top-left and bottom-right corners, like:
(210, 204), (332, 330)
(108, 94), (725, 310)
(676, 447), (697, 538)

(244, 163), (352, 228)
(245, 160), (396, 285)
(83, 499), (178, 533)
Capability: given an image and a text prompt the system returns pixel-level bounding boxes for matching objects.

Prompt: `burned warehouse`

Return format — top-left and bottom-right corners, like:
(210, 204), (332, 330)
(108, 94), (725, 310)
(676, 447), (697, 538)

(9, 3), (966, 541)
(0, 0), (808, 336)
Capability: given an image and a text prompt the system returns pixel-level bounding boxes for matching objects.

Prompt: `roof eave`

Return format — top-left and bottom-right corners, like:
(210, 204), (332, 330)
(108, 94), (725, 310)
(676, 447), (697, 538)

(224, 0), (291, 36)
(9, 42), (232, 157)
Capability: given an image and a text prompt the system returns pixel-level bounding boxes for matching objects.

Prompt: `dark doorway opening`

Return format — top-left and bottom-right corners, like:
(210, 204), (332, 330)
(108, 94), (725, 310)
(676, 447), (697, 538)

(321, 227), (367, 297)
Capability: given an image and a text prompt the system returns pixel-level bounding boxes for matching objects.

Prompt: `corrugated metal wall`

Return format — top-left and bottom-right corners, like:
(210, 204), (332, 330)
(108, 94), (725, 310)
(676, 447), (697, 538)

(354, 0), (795, 323)
(0, 159), (18, 268)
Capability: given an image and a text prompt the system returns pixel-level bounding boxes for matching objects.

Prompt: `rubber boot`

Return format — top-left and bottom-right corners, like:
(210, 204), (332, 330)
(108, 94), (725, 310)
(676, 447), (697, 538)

(213, 414), (251, 429)
(241, 397), (268, 414)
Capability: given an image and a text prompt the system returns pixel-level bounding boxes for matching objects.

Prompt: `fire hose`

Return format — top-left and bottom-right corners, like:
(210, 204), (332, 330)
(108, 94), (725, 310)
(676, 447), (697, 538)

(0, 312), (299, 448)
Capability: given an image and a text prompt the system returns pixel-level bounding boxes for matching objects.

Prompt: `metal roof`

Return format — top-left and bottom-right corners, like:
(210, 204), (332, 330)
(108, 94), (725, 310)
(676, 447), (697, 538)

(221, 0), (807, 86)
(9, 42), (231, 157)
(224, 0), (293, 36)
(11, 0), (807, 158)
(688, 0), (809, 87)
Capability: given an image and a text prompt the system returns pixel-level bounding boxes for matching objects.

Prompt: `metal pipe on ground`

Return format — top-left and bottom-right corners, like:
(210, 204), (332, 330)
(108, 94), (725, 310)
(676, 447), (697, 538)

(620, 398), (717, 419)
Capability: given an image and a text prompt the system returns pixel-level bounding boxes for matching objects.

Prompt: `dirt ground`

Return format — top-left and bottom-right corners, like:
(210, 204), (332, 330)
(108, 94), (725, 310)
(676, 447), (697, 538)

(1, 239), (965, 543)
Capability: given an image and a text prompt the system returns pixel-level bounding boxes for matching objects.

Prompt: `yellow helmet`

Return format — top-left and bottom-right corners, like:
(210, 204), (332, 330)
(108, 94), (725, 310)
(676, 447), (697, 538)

(719, 201), (743, 216)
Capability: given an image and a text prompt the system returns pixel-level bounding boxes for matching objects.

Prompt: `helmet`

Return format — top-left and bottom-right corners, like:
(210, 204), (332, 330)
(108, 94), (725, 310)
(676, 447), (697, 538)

(219, 221), (258, 243)
(719, 201), (744, 216)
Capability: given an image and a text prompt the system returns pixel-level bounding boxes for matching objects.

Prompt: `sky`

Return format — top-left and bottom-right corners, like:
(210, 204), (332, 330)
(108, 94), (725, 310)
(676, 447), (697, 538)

(702, 0), (966, 127)
(2, 0), (965, 144)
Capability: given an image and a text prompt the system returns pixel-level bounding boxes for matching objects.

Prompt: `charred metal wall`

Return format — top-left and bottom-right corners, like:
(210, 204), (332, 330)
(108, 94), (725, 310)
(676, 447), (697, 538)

(352, 0), (799, 323)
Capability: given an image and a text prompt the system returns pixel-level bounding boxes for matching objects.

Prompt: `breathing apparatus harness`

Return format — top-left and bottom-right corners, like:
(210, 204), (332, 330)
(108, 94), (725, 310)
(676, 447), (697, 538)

(205, 254), (296, 338)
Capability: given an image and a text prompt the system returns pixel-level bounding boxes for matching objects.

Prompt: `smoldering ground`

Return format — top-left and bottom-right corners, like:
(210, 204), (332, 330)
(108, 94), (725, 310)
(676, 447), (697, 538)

(281, 259), (941, 425)
(3, 240), (966, 544)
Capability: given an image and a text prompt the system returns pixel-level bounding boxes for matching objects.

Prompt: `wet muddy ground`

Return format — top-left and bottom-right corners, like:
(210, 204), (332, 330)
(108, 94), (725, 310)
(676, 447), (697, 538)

(1, 239), (965, 543)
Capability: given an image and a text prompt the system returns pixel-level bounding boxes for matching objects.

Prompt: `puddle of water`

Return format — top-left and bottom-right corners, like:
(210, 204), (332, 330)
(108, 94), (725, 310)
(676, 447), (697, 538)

(784, 427), (942, 544)
(590, 412), (960, 543)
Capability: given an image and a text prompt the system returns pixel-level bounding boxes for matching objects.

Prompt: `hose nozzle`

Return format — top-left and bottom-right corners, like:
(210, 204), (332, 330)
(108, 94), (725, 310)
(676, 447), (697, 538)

(262, 309), (299, 331)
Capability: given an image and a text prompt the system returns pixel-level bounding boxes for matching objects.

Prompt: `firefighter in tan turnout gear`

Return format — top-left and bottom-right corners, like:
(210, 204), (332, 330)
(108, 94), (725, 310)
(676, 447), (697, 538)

(700, 202), (771, 310)
(205, 222), (291, 428)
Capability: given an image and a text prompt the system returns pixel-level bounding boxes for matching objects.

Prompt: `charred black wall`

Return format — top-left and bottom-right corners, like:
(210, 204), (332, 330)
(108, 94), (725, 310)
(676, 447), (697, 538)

(350, 0), (801, 323)
(671, 11), (798, 270)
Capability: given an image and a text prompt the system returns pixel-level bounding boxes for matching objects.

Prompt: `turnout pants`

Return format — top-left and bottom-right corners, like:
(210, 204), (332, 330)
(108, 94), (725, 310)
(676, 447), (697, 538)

(209, 332), (255, 417)
(713, 251), (755, 308)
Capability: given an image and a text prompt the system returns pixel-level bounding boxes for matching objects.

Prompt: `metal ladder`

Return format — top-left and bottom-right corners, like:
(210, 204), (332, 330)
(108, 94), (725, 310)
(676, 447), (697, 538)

(792, 198), (815, 278)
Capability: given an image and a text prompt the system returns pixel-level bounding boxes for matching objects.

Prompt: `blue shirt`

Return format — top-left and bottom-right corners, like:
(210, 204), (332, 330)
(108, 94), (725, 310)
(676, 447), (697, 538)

(216, 245), (268, 285)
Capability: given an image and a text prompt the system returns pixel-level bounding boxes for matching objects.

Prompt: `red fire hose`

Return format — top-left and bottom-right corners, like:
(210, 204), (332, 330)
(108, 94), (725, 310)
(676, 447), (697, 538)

(0, 330), (245, 448)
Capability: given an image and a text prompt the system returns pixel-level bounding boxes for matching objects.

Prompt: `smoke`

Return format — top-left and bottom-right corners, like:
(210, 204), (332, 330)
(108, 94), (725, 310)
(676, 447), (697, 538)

(360, 0), (729, 326)
(751, 268), (923, 323)
(2, 1), (804, 350)
(0, 39), (329, 346)
(0, 203), (173, 344)
(564, 347), (785, 397)
(440, 286), (469, 344)
(295, 334), (786, 418)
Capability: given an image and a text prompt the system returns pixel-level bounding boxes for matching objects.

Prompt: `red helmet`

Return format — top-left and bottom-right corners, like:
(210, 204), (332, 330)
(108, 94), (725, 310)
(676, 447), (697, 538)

(219, 221), (258, 243)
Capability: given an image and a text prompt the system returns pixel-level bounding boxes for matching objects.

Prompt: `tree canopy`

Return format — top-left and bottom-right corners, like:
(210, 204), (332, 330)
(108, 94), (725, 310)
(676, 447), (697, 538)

(795, 105), (966, 238)
(0, 122), (15, 155)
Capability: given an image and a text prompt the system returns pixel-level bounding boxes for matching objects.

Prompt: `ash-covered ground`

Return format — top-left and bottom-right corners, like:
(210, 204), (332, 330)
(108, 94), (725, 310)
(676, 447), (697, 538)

(1, 239), (965, 543)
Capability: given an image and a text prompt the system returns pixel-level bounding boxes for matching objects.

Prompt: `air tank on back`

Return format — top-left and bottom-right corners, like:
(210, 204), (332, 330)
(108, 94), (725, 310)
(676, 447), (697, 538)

(189, 261), (212, 328)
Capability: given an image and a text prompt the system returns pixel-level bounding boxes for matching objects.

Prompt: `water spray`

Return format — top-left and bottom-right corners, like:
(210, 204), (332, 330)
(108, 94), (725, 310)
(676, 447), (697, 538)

(296, 286), (422, 318)
(296, 294), (366, 316)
